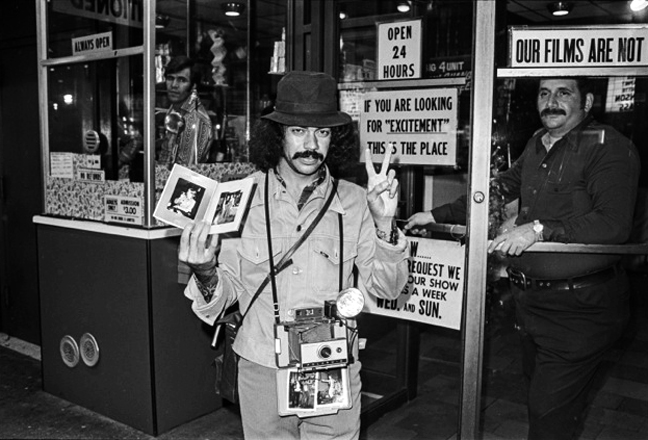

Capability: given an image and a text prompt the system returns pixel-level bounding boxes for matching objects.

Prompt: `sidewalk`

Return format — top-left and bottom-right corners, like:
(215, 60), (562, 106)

(1, 272), (646, 440)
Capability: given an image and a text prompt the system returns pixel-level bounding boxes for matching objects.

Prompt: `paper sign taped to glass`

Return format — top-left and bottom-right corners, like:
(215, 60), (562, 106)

(364, 237), (465, 330)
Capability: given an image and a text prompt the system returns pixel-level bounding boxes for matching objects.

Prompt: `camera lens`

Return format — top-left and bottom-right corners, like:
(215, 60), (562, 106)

(318, 345), (332, 359)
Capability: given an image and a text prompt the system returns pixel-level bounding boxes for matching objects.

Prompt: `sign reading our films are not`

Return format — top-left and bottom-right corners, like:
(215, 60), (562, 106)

(510, 26), (648, 67)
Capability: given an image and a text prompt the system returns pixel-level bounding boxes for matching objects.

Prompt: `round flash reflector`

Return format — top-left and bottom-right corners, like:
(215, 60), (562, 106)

(336, 288), (365, 318)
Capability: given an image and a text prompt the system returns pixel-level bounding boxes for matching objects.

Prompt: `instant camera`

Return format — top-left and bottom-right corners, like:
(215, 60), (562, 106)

(274, 300), (350, 371)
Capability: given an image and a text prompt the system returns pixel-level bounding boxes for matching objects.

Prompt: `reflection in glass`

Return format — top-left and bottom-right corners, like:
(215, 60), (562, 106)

(47, 0), (144, 58)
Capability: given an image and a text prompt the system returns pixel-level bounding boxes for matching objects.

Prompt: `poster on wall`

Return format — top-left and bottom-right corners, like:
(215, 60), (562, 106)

(605, 77), (636, 113)
(365, 237), (465, 330)
(359, 88), (458, 166)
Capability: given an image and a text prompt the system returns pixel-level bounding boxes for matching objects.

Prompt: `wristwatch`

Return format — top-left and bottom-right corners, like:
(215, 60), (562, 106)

(533, 220), (544, 242)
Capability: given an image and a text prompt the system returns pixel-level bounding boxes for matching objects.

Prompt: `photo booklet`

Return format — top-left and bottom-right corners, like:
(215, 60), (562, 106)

(154, 164), (255, 234)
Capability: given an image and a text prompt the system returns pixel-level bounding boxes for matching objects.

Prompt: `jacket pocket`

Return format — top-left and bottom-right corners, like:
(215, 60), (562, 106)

(309, 237), (358, 293)
(237, 237), (281, 291)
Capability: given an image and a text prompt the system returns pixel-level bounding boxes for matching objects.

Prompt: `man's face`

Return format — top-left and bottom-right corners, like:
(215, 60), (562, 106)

(279, 126), (331, 177)
(537, 79), (591, 137)
(166, 67), (193, 104)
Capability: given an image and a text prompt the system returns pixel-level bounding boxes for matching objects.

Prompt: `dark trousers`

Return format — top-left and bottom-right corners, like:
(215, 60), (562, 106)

(512, 269), (629, 440)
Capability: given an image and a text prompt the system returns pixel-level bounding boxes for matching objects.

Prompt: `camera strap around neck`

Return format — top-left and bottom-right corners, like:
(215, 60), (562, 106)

(261, 172), (342, 324)
(237, 174), (340, 327)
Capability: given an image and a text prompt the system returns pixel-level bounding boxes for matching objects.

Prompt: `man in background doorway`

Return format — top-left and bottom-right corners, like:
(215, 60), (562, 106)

(405, 77), (640, 440)
(157, 56), (212, 166)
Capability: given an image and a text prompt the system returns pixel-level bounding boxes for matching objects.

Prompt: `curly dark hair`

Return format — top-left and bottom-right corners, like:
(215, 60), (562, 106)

(165, 56), (202, 87)
(248, 119), (360, 177)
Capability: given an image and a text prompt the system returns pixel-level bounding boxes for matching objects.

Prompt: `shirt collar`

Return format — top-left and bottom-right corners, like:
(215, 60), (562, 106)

(274, 166), (328, 211)
(535, 114), (594, 153)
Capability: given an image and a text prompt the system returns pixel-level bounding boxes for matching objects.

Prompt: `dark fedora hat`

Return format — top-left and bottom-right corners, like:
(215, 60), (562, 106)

(262, 71), (352, 128)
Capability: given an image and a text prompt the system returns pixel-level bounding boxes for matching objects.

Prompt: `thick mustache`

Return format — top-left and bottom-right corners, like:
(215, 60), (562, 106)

(293, 151), (324, 161)
(541, 108), (566, 117)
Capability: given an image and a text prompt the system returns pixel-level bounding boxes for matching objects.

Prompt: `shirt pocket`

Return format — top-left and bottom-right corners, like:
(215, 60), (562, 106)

(309, 237), (358, 293)
(543, 182), (573, 214)
(237, 237), (282, 291)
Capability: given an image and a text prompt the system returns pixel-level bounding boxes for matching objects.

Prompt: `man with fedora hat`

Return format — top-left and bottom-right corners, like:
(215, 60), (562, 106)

(178, 71), (409, 438)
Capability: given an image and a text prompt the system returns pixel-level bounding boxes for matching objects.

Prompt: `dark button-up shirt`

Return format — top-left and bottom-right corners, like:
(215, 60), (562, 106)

(434, 116), (640, 278)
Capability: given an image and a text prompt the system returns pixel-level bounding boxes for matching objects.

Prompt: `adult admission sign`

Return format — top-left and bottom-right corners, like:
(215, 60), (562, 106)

(360, 88), (458, 166)
(509, 25), (648, 68)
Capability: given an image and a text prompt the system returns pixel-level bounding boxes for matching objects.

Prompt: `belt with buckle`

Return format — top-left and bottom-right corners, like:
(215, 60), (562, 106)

(507, 265), (618, 291)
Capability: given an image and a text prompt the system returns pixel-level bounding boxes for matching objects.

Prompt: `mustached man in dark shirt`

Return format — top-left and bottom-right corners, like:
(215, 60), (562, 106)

(405, 77), (640, 440)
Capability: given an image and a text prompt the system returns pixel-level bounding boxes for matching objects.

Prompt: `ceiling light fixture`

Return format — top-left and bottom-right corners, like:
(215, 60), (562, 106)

(548, 2), (573, 17)
(222, 2), (245, 17)
(630, 0), (648, 12)
(155, 14), (170, 29)
(397, 1), (411, 13)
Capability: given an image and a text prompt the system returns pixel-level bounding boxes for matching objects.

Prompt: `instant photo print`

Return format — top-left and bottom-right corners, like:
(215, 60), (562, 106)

(154, 164), (254, 234)
(277, 366), (351, 417)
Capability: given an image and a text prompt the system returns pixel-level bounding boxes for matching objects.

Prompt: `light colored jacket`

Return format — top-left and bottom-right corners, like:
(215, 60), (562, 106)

(184, 168), (409, 367)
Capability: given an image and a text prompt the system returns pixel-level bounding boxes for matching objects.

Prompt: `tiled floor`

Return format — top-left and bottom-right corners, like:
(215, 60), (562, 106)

(1, 271), (646, 440)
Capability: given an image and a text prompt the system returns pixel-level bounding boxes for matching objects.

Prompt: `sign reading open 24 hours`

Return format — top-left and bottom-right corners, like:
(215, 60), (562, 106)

(377, 19), (422, 80)
(360, 88), (458, 166)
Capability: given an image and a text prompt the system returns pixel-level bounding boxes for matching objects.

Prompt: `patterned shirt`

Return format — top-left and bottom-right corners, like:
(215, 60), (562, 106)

(158, 93), (212, 166)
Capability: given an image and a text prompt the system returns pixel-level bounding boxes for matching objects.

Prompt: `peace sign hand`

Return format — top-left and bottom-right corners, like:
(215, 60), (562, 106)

(365, 147), (399, 230)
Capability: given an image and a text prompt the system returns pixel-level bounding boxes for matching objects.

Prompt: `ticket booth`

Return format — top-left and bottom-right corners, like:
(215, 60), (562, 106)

(33, 0), (648, 438)
(34, 0), (274, 435)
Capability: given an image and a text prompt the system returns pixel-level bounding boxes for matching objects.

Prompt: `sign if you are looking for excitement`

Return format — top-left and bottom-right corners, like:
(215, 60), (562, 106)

(360, 88), (458, 166)
(509, 26), (648, 68)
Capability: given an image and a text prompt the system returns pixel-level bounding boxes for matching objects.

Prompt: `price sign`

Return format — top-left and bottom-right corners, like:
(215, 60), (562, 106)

(104, 195), (143, 226)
